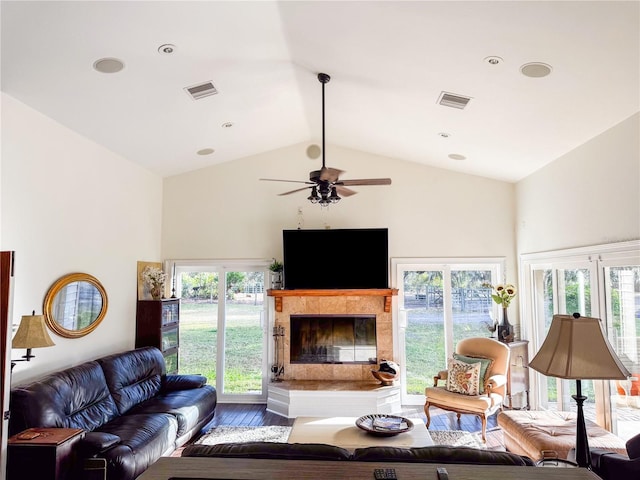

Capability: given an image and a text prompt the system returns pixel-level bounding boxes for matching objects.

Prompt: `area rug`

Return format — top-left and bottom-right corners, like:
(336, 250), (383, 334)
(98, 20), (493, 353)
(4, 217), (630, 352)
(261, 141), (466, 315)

(192, 426), (484, 449)
(430, 430), (485, 449)
(195, 426), (292, 445)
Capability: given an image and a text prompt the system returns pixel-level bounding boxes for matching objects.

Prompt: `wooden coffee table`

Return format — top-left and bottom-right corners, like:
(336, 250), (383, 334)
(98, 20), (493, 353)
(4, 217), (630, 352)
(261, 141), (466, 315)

(287, 416), (433, 451)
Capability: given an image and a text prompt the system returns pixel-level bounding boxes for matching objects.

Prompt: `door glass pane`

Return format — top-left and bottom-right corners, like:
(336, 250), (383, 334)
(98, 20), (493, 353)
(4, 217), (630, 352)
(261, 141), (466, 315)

(605, 265), (640, 440)
(222, 271), (264, 395)
(403, 270), (444, 395)
(560, 269), (594, 413)
(178, 271), (219, 386)
(532, 268), (554, 408)
(451, 269), (493, 344)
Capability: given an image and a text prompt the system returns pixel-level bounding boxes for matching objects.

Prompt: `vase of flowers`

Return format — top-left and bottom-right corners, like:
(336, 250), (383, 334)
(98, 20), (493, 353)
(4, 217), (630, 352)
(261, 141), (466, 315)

(143, 266), (167, 300)
(483, 282), (517, 343)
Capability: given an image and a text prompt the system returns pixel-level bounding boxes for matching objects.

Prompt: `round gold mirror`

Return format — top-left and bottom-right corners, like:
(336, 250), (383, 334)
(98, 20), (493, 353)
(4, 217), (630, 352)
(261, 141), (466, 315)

(44, 272), (108, 338)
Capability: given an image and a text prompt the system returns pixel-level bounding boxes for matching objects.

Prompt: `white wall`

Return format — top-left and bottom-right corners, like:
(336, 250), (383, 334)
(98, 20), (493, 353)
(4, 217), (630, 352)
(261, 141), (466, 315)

(516, 113), (640, 255)
(1, 93), (163, 385)
(162, 143), (518, 281)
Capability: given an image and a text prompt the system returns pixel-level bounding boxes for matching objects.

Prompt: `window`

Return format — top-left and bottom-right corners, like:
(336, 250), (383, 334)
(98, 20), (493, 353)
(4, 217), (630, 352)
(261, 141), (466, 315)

(520, 240), (640, 439)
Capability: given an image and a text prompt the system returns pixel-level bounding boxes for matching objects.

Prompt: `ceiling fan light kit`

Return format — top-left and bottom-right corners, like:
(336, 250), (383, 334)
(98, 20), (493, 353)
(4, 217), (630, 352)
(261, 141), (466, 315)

(260, 72), (391, 207)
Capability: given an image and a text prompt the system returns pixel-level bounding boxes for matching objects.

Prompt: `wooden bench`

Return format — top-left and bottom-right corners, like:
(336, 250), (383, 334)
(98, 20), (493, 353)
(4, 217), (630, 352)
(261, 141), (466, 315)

(497, 410), (627, 461)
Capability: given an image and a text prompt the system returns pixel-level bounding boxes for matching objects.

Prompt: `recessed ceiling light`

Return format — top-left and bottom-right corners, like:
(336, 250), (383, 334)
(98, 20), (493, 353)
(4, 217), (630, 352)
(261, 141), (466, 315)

(93, 57), (124, 74)
(158, 44), (176, 55)
(448, 154), (466, 161)
(221, 122), (234, 128)
(438, 132), (451, 138)
(197, 148), (214, 156)
(521, 62), (552, 78)
(484, 56), (503, 65)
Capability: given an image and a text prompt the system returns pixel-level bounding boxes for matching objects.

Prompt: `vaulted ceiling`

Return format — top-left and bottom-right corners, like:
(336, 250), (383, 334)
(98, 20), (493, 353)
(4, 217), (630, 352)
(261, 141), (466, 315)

(2, 1), (638, 182)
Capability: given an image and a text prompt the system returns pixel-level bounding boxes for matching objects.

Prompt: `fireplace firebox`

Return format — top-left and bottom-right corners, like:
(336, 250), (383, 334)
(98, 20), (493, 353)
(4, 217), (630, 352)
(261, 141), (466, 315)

(290, 314), (377, 364)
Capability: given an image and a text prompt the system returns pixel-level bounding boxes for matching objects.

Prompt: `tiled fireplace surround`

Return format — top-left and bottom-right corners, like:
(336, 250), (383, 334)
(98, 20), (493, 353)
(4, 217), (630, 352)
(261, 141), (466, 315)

(267, 289), (398, 381)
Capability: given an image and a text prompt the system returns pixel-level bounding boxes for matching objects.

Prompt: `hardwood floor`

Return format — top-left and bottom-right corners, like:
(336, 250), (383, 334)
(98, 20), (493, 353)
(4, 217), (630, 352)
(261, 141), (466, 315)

(202, 403), (506, 451)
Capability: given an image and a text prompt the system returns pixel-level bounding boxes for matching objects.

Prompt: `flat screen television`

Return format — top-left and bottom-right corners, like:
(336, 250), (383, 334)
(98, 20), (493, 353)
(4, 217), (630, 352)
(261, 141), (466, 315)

(282, 228), (388, 289)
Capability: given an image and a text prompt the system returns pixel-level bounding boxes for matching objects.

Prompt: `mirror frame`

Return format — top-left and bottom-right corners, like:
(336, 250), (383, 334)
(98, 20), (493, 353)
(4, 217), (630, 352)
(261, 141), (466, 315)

(44, 272), (108, 338)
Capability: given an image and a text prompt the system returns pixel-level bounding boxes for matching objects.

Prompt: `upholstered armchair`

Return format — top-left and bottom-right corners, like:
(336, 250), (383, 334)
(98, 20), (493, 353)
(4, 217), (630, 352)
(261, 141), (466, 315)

(424, 337), (510, 442)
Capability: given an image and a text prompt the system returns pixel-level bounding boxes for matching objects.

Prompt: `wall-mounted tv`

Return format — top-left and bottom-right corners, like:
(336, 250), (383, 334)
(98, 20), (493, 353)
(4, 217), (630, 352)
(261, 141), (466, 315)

(282, 228), (389, 289)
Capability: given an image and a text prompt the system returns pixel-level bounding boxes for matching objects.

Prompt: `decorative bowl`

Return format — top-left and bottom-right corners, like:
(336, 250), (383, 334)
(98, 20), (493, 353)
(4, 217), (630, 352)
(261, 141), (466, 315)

(355, 414), (414, 436)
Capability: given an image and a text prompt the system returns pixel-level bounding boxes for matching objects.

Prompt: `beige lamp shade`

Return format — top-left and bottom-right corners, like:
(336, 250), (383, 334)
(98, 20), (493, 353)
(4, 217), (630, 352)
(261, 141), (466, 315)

(529, 314), (630, 380)
(12, 314), (56, 349)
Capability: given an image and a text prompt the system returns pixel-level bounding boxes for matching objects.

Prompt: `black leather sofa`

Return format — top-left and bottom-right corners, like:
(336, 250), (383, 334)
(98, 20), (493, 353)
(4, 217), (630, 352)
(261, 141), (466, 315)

(9, 346), (217, 480)
(589, 432), (640, 480)
(182, 441), (536, 466)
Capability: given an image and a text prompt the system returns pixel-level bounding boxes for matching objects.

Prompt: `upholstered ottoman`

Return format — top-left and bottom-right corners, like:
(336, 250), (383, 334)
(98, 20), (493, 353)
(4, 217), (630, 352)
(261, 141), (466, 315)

(497, 410), (627, 461)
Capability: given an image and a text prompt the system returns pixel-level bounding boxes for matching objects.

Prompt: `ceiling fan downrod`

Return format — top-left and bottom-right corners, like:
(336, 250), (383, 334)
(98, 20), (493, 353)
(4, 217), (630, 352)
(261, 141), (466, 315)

(318, 73), (330, 170)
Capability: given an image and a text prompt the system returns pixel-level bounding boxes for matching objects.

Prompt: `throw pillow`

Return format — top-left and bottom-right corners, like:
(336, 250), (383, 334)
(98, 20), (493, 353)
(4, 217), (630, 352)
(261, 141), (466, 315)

(453, 353), (493, 394)
(446, 358), (481, 396)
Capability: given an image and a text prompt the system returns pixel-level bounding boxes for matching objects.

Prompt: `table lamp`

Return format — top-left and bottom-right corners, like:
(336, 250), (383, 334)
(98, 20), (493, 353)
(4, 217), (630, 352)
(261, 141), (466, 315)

(529, 313), (630, 469)
(11, 310), (55, 370)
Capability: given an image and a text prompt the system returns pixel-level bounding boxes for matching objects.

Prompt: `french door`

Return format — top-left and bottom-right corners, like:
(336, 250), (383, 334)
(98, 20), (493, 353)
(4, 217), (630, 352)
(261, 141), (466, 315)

(392, 258), (503, 405)
(169, 260), (269, 403)
(521, 241), (640, 440)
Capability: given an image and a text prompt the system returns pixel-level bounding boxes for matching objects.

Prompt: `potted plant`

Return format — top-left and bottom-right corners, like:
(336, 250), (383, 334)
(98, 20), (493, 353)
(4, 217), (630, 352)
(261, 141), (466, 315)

(269, 259), (284, 289)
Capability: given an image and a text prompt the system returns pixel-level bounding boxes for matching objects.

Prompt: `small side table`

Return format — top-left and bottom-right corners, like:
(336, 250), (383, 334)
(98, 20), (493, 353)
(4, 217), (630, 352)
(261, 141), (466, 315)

(7, 427), (85, 480)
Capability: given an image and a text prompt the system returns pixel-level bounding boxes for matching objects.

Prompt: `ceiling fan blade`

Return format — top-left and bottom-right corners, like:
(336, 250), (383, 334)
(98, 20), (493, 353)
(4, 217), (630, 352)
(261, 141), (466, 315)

(319, 167), (344, 182)
(337, 178), (392, 186)
(278, 186), (312, 196)
(260, 178), (314, 185)
(335, 186), (358, 197)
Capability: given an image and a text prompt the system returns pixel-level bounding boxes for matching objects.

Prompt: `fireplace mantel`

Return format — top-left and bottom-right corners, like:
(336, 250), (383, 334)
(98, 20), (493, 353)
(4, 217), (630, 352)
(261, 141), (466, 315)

(267, 288), (398, 313)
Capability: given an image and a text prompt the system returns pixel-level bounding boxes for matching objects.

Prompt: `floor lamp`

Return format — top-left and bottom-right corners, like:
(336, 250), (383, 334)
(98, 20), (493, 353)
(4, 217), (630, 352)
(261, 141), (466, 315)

(529, 313), (630, 469)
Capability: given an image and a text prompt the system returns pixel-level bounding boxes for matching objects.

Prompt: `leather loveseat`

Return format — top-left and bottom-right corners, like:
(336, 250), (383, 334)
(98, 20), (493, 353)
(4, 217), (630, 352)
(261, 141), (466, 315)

(9, 346), (217, 480)
(588, 432), (640, 480)
(182, 441), (536, 466)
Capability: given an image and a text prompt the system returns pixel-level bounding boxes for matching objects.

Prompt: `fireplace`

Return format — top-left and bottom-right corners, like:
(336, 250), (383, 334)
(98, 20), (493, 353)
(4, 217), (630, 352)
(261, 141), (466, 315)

(290, 314), (377, 364)
(268, 289), (396, 381)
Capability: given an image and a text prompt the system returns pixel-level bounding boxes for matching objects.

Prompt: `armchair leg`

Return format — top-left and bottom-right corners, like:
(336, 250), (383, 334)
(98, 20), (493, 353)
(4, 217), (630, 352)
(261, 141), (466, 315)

(424, 402), (432, 428)
(480, 415), (487, 443)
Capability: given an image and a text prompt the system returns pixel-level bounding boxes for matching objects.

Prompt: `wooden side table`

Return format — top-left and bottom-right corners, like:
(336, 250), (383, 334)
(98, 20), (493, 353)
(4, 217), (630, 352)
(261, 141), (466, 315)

(7, 427), (85, 480)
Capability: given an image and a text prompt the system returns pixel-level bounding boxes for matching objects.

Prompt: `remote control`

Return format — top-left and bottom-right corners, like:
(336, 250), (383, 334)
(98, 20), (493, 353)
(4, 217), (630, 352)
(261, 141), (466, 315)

(436, 467), (449, 480)
(373, 468), (398, 480)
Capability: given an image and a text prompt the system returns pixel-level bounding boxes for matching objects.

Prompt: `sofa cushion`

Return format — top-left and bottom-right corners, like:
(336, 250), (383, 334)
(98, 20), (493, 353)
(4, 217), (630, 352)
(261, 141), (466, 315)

(351, 445), (535, 466)
(9, 360), (119, 434)
(98, 347), (165, 415)
(182, 442), (352, 461)
(97, 413), (178, 480)
(130, 384), (217, 436)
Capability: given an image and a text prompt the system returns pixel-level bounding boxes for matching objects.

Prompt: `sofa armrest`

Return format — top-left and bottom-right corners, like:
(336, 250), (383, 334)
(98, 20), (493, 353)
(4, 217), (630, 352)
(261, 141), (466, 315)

(77, 432), (121, 457)
(590, 448), (640, 480)
(162, 374), (207, 392)
(626, 432), (640, 459)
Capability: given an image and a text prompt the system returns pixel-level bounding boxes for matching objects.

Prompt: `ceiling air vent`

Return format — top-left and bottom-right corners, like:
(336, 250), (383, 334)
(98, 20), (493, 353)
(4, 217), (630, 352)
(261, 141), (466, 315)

(437, 91), (472, 110)
(184, 81), (218, 100)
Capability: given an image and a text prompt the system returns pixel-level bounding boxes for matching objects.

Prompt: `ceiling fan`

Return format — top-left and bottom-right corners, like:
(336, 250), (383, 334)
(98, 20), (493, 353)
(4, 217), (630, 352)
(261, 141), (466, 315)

(260, 73), (391, 205)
